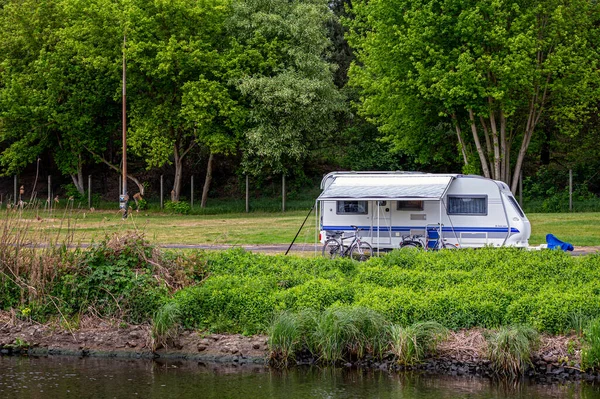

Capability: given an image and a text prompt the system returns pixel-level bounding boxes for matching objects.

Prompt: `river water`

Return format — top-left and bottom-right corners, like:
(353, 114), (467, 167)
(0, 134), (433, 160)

(1, 356), (599, 399)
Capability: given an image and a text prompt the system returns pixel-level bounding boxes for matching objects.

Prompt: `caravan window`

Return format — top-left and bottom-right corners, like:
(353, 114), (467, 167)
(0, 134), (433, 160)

(336, 201), (368, 215)
(447, 195), (487, 215)
(397, 200), (424, 211)
(507, 196), (525, 218)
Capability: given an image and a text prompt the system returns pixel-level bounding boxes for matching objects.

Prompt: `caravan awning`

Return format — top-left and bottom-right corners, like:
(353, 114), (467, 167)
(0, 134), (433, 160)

(317, 174), (454, 201)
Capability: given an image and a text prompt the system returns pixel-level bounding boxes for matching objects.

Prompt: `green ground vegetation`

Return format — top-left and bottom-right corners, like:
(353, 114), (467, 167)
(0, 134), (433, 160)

(3, 231), (600, 337)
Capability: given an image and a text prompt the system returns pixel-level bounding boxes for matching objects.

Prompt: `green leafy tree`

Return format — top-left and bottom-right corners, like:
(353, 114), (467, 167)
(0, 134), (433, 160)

(230, 0), (346, 176)
(126, 0), (236, 202)
(0, 0), (128, 195)
(348, 0), (600, 191)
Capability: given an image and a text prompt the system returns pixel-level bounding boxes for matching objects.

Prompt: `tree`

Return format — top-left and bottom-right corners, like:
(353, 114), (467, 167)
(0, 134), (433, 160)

(126, 0), (234, 202)
(348, 0), (600, 191)
(0, 0), (131, 195)
(229, 0), (346, 175)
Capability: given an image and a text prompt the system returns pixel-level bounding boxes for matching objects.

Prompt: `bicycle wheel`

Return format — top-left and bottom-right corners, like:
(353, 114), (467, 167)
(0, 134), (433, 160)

(399, 242), (423, 251)
(322, 239), (342, 259)
(441, 242), (458, 250)
(350, 242), (373, 261)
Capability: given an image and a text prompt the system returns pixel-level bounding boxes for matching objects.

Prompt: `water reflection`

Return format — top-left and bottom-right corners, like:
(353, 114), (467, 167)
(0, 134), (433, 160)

(0, 356), (598, 399)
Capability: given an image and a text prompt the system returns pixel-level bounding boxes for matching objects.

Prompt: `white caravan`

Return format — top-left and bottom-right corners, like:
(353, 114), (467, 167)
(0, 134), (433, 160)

(317, 172), (531, 250)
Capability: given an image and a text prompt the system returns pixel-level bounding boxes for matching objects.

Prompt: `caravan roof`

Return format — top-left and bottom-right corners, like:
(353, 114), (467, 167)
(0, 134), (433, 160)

(318, 172), (457, 201)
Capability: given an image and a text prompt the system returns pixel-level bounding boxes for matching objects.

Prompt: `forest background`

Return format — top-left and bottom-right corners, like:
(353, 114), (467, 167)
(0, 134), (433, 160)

(1, 0), (599, 213)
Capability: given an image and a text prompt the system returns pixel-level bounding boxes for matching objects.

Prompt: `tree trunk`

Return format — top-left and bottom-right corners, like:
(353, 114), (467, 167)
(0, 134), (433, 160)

(451, 113), (469, 165)
(487, 101), (501, 181)
(84, 147), (145, 196)
(70, 155), (85, 195)
(468, 109), (490, 178)
(500, 110), (508, 182)
(201, 152), (213, 208)
(479, 116), (492, 162)
(172, 144), (183, 202)
(511, 103), (536, 193)
(70, 173), (85, 195)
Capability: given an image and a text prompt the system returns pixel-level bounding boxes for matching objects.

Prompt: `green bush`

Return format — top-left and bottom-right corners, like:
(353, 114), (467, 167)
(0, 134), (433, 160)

(275, 278), (354, 311)
(174, 275), (277, 335)
(164, 200), (191, 214)
(49, 235), (169, 323)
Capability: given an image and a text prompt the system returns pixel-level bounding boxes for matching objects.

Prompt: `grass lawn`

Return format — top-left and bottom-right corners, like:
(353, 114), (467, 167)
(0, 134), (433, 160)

(528, 212), (600, 247)
(4, 208), (600, 247)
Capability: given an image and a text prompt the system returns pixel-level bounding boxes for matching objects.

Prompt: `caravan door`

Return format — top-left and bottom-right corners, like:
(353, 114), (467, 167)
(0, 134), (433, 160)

(372, 200), (392, 248)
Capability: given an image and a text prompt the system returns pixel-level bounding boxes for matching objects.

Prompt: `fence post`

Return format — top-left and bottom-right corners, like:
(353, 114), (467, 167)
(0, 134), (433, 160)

(48, 175), (51, 211)
(160, 175), (164, 209)
(14, 175), (17, 205)
(88, 175), (92, 209)
(245, 174), (249, 213)
(191, 175), (194, 209)
(569, 169), (573, 212)
(282, 174), (286, 213)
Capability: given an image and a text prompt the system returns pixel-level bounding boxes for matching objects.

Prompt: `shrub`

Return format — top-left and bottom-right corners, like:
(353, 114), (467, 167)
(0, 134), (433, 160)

(388, 321), (448, 366)
(164, 201), (191, 214)
(275, 278), (354, 311)
(485, 325), (539, 378)
(174, 275), (277, 334)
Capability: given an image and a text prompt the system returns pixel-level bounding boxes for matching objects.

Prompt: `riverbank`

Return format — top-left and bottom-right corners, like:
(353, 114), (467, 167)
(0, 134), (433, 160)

(1, 313), (594, 384)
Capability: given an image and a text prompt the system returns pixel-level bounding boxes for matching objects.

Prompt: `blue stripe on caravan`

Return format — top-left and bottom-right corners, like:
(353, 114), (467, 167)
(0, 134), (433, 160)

(322, 226), (520, 233)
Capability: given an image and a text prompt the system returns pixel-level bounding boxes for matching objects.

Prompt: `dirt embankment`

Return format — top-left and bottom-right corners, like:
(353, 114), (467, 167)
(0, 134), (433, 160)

(1, 312), (596, 384)
(0, 313), (268, 364)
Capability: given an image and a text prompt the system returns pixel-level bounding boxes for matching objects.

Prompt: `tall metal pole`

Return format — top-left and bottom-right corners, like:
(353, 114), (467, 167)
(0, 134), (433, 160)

(121, 35), (128, 219)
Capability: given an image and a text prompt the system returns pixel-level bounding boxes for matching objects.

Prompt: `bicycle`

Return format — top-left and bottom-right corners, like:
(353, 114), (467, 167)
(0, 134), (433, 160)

(322, 225), (373, 261)
(399, 224), (458, 250)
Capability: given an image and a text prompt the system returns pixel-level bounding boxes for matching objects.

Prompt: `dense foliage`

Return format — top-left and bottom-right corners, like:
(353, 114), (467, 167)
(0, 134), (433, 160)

(3, 238), (600, 337)
(1, 0), (599, 206)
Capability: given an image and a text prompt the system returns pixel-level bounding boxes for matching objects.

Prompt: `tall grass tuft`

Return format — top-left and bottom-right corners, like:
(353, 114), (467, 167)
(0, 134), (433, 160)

(267, 310), (314, 366)
(268, 306), (390, 365)
(569, 312), (591, 336)
(486, 325), (539, 378)
(388, 321), (448, 366)
(581, 317), (600, 370)
(310, 307), (359, 363)
(344, 306), (390, 360)
(0, 202), (76, 309)
(151, 302), (181, 351)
